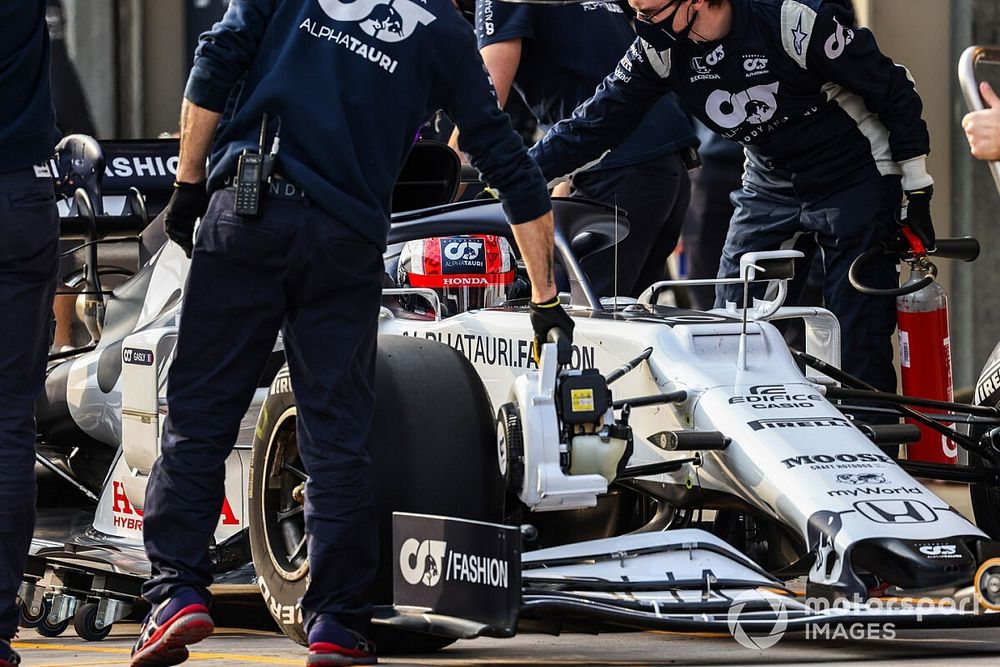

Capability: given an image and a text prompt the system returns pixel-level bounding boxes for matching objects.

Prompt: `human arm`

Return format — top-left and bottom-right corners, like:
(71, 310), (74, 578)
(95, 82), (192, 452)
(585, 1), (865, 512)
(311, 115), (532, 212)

(529, 39), (672, 183)
(511, 211), (557, 303)
(795, 2), (931, 191)
(183, 0), (276, 114)
(962, 82), (1000, 161)
(792, 2), (934, 247)
(443, 33), (555, 289)
(448, 38), (523, 191)
(165, 0), (275, 255)
(444, 33), (573, 343)
(449, 0), (529, 156)
(480, 40), (523, 109)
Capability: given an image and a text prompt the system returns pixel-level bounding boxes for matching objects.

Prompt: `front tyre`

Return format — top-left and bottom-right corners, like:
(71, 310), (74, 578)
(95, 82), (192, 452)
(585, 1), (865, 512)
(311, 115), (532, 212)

(249, 336), (502, 653)
(969, 342), (1000, 537)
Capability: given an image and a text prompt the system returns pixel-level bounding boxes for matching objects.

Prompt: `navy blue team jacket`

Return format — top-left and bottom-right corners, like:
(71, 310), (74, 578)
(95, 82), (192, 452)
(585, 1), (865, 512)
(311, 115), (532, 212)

(476, 0), (697, 172)
(531, 0), (933, 200)
(185, 0), (550, 248)
(0, 0), (59, 173)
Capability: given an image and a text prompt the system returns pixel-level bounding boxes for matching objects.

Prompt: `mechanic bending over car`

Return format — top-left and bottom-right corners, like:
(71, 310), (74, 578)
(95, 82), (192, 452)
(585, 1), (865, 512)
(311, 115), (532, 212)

(131, 1), (574, 665)
(530, 0), (936, 393)
(451, 0), (699, 299)
(0, 3), (62, 667)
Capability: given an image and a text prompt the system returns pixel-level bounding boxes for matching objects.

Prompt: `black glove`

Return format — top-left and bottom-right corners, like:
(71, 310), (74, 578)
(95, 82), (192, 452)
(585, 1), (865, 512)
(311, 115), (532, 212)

(530, 296), (575, 365)
(901, 185), (935, 253)
(164, 181), (210, 257)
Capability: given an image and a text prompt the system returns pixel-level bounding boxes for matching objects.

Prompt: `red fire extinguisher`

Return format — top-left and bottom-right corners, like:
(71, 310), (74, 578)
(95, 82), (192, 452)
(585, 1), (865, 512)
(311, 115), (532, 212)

(896, 265), (957, 464)
(850, 231), (980, 465)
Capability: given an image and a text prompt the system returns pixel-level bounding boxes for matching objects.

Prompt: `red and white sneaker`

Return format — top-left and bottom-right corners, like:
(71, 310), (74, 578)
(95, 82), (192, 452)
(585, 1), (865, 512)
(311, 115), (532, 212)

(130, 590), (214, 667)
(307, 616), (377, 666)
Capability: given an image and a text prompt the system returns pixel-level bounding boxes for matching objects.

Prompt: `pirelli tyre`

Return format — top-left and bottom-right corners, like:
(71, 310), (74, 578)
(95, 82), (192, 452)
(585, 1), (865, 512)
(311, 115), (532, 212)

(249, 335), (502, 653)
(970, 342), (1000, 538)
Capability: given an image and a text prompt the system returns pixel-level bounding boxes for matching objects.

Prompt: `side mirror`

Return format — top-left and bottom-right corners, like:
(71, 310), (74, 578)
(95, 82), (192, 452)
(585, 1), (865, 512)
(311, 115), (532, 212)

(739, 250), (804, 283)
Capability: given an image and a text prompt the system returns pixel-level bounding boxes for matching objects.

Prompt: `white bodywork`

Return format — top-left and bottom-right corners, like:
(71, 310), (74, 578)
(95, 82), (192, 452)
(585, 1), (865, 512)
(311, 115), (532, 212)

(49, 235), (986, 601)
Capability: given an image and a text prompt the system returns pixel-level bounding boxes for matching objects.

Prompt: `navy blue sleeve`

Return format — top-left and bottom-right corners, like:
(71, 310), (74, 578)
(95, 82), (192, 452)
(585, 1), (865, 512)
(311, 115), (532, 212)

(476, 0), (534, 48)
(445, 32), (551, 225)
(184, 0), (276, 112)
(529, 39), (672, 182)
(803, 3), (930, 170)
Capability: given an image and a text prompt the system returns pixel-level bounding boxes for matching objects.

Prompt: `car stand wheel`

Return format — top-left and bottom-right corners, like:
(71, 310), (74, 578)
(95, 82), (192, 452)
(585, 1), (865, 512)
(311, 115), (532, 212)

(249, 336), (503, 654)
(73, 602), (112, 641)
(18, 597), (46, 629)
(37, 606), (70, 638)
(975, 558), (1000, 611)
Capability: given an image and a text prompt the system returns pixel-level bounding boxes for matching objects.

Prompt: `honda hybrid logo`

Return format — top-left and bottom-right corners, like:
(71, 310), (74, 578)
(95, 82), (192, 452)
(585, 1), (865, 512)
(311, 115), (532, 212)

(854, 499), (937, 524)
(316, 0), (436, 43)
(399, 539), (447, 587)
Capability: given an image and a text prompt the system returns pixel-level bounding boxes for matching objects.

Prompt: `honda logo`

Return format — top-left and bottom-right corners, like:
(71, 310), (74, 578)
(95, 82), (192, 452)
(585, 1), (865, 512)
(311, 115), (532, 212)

(853, 499), (937, 524)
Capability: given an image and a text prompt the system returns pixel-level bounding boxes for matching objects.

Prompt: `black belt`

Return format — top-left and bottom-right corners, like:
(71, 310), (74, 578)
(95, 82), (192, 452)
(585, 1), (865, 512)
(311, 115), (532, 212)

(222, 175), (309, 203)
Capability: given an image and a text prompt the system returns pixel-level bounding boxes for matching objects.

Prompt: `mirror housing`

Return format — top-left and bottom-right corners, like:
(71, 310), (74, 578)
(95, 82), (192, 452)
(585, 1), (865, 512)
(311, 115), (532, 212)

(739, 250), (804, 283)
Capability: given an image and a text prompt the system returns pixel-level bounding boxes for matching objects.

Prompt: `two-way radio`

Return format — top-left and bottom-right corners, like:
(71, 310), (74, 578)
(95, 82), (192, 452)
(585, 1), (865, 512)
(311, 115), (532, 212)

(235, 113), (280, 217)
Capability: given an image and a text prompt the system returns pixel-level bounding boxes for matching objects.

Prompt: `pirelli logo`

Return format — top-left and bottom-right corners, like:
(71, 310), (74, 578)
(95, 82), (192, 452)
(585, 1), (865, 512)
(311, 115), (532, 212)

(747, 417), (852, 431)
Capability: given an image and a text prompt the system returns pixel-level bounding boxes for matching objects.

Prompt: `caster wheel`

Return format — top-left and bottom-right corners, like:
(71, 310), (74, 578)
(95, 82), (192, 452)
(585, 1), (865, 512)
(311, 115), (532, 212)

(18, 597), (46, 629)
(37, 607), (70, 638)
(975, 558), (1000, 611)
(73, 602), (112, 641)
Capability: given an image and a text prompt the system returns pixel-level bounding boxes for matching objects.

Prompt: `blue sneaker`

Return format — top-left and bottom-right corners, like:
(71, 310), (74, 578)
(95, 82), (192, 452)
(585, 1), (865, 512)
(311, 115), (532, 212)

(0, 638), (19, 667)
(130, 589), (214, 667)
(307, 616), (377, 666)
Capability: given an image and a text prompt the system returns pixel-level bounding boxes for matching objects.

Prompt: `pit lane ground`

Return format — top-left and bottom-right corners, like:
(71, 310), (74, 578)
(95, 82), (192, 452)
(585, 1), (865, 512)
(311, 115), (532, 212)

(19, 482), (997, 665)
(14, 624), (1000, 666)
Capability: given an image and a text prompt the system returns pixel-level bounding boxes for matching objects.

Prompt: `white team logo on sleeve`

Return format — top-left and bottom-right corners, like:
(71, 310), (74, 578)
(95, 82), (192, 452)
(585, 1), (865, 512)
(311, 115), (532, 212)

(317, 0), (436, 42)
(823, 16), (854, 60)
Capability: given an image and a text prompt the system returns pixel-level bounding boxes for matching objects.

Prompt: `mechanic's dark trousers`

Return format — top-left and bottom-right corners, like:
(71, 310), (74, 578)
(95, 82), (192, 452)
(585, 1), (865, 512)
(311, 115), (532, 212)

(571, 153), (691, 298)
(0, 168), (59, 641)
(715, 176), (900, 392)
(681, 155), (743, 311)
(142, 188), (384, 634)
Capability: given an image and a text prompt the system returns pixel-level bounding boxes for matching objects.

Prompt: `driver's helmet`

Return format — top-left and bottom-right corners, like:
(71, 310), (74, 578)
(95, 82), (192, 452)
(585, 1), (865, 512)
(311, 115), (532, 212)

(397, 234), (516, 316)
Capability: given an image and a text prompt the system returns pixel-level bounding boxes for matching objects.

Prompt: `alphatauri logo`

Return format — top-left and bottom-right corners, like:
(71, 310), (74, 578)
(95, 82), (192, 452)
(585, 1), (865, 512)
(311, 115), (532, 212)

(317, 0), (436, 43)
(705, 82), (780, 129)
(399, 539), (447, 586)
(443, 239), (482, 261)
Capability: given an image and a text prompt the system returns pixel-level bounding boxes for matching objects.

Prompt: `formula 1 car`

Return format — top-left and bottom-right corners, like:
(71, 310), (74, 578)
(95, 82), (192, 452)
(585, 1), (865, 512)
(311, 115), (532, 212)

(24, 137), (1000, 648)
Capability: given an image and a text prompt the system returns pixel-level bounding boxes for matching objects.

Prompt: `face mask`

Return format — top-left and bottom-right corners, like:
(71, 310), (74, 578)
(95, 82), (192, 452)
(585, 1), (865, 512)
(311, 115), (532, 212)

(635, 2), (699, 52)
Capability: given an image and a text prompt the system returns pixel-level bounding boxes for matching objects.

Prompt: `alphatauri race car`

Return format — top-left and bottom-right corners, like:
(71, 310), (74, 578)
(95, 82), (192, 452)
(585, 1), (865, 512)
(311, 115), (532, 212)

(21, 136), (1000, 650)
